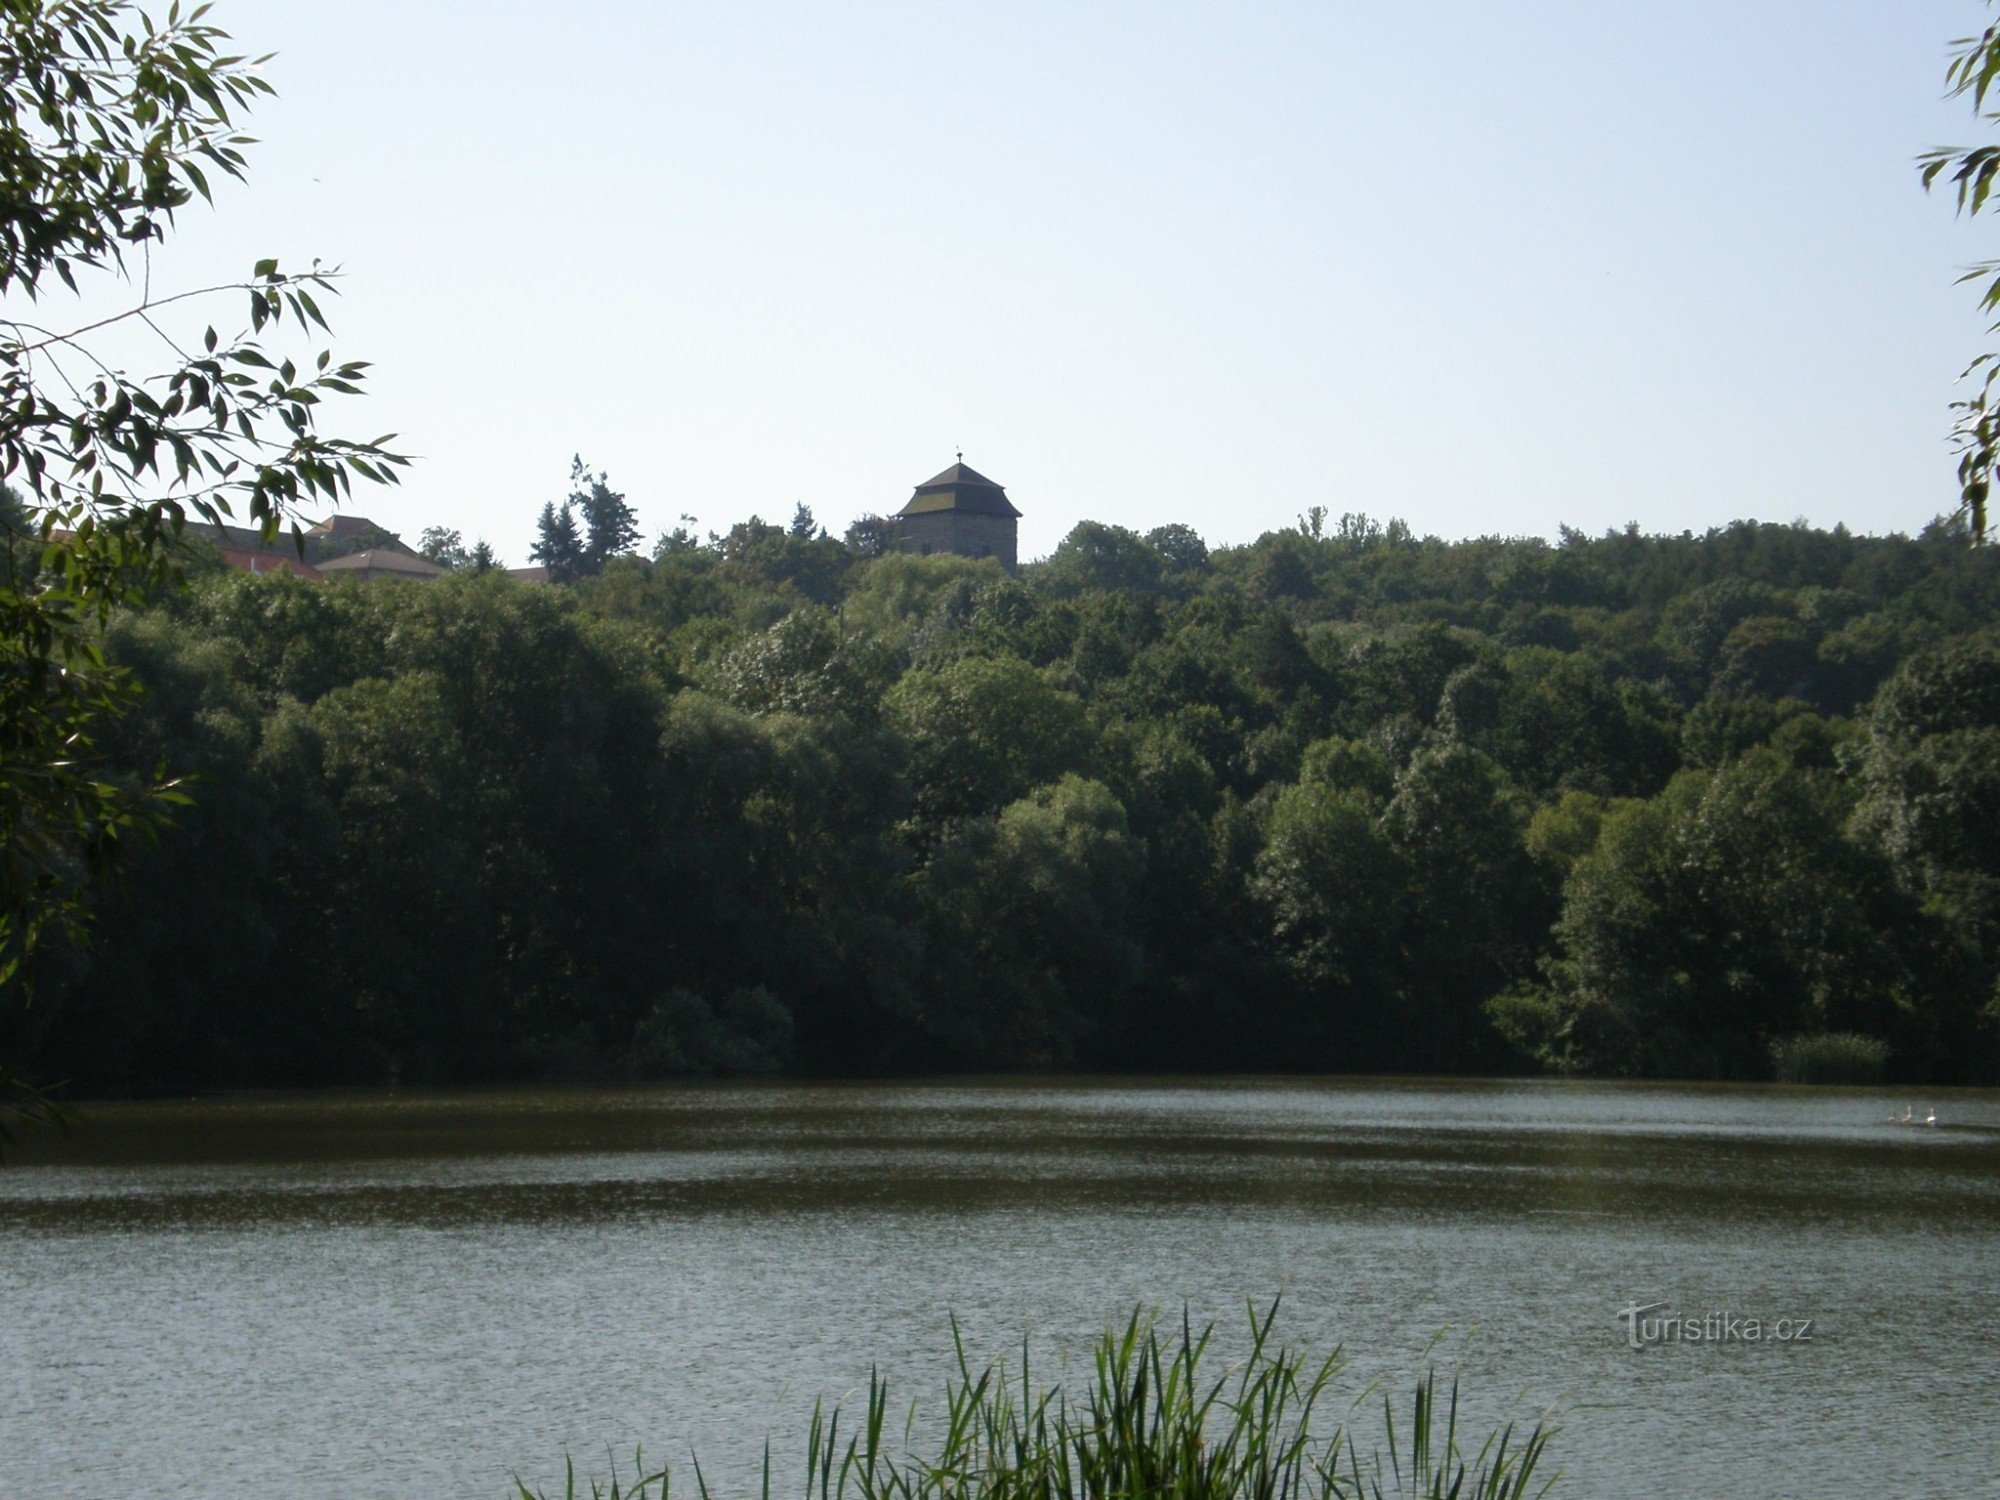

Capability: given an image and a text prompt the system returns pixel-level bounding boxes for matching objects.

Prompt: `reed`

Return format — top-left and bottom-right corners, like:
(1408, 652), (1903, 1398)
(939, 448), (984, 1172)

(1770, 1032), (1890, 1084)
(517, 1305), (1559, 1500)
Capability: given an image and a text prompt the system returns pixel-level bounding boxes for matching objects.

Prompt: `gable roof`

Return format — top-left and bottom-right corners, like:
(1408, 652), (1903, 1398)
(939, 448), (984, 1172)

(896, 460), (1021, 518)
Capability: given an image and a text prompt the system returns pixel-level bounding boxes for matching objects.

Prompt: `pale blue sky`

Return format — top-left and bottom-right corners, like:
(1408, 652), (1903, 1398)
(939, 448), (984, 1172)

(133, 1), (1997, 561)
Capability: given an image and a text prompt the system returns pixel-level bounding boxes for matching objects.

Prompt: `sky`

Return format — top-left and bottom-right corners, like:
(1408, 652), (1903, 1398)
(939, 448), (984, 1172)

(58, 0), (2000, 562)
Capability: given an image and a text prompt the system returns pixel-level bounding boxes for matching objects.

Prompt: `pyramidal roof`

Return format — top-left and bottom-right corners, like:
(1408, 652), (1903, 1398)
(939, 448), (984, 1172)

(917, 460), (1000, 490)
(897, 459), (1021, 518)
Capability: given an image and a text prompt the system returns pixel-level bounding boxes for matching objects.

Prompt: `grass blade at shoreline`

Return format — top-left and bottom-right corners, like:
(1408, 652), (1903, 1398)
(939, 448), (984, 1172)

(518, 1305), (1559, 1500)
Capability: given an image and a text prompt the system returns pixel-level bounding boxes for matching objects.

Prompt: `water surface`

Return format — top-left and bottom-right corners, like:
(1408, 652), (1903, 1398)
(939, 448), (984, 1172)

(3, 1078), (1995, 1497)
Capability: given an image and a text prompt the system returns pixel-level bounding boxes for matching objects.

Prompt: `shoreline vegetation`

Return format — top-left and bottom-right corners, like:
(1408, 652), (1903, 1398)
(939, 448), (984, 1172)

(1768, 1032), (1892, 1085)
(518, 1308), (1558, 1500)
(4, 508), (1999, 1097)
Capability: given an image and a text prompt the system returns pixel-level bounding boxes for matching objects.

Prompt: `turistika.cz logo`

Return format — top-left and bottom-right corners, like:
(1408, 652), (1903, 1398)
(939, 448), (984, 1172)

(1616, 1302), (1815, 1350)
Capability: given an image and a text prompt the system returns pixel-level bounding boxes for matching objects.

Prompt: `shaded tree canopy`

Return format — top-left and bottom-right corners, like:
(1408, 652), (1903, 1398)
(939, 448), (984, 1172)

(6, 500), (1997, 1097)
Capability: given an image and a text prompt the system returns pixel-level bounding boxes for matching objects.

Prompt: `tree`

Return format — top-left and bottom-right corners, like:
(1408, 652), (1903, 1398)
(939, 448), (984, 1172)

(1920, 5), (2000, 541)
(712, 514), (851, 605)
(1145, 523), (1209, 575)
(2, 1), (402, 1010)
(570, 456), (638, 570)
(655, 514), (703, 558)
(917, 775), (1143, 1066)
(418, 526), (470, 570)
(1378, 743), (1547, 1068)
(885, 654), (1093, 823)
(528, 500), (584, 582)
(1853, 636), (2000, 934)
(1253, 780), (1405, 1060)
(309, 518), (401, 560)
(1040, 521), (1162, 596)
(1524, 755), (1919, 1078)
(1247, 531), (1316, 601)
(844, 512), (898, 558)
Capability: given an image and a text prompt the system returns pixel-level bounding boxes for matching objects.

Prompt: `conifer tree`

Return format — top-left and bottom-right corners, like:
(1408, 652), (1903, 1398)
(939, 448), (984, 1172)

(529, 501), (585, 582)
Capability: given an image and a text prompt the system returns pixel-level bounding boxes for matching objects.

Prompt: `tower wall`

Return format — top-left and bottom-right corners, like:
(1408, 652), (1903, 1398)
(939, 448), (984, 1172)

(896, 509), (1017, 569)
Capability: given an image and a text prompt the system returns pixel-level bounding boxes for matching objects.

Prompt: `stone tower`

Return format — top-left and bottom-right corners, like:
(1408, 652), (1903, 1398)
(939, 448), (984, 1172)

(893, 459), (1019, 569)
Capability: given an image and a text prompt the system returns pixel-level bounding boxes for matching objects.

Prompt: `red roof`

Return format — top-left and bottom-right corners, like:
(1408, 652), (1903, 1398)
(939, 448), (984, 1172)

(217, 547), (322, 580)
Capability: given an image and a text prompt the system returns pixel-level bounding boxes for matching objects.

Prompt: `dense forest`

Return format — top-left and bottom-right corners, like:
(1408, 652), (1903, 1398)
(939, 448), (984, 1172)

(5, 497), (1998, 1093)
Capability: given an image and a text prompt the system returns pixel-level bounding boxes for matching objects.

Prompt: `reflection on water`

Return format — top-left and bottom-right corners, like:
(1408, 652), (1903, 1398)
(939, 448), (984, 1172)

(3, 1078), (1996, 1498)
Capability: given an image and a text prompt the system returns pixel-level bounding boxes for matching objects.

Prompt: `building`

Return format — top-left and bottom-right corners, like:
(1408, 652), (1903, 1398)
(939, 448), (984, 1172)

(180, 513), (442, 583)
(894, 459), (1019, 569)
(316, 548), (449, 583)
(177, 520), (324, 578)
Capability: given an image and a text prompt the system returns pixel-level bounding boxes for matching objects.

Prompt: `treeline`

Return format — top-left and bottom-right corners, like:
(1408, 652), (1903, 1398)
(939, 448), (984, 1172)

(5, 506), (1998, 1092)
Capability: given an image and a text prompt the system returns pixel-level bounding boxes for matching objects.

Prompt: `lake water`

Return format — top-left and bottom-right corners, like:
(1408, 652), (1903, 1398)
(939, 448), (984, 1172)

(2, 1078), (1997, 1498)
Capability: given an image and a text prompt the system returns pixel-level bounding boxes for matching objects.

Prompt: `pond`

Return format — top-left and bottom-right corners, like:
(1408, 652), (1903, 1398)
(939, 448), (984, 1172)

(3, 1078), (1996, 1497)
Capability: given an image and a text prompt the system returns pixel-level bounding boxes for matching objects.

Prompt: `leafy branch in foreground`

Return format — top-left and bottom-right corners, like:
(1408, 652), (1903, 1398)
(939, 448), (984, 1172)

(1, 2), (404, 1034)
(1919, 3), (2000, 543)
(0, 1057), (65, 1161)
(519, 1306), (1560, 1500)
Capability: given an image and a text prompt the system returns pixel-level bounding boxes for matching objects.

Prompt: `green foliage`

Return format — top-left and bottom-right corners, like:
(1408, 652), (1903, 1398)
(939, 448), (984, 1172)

(1522, 791), (1626, 879)
(1146, 522), (1210, 577)
(12, 12), (2000, 1105)
(308, 518), (403, 561)
(1298, 735), (1395, 803)
(525, 1307), (1558, 1500)
(0, 0), (402, 1020)
(576, 457), (641, 569)
(1038, 520), (1165, 596)
(531, 499), (587, 582)
(1714, 615), (1815, 699)
(841, 552), (1003, 646)
(1254, 780), (1405, 1060)
(1533, 754), (1922, 1077)
(842, 511), (898, 558)
(9, 498), (2000, 1092)
(886, 655), (1092, 823)
(712, 514), (854, 606)
(1918, 3), (2000, 541)
(0, 1056), (64, 1161)
(914, 775), (1143, 1065)
(528, 460), (641, 582)
(1852, 635), (2000, 1003)
(419, 526), (472, 570)
(1679, 695), (1787, 769)
(629, 987), (794, 1076)
(1, 515), (184, 985)
(1769, 1032), (1890, 1085)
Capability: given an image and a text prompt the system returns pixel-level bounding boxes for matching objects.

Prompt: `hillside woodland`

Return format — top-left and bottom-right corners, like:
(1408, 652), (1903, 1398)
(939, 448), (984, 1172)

(6, 502), (1997, 1091)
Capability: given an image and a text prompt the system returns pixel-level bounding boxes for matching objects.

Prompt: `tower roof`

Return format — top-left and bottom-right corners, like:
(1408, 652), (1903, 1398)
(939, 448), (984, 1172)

(896, 459), (1021, 518)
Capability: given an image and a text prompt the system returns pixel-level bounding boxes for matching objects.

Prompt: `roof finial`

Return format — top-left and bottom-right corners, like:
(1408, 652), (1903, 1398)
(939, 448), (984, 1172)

(956, 448), (963, 463)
